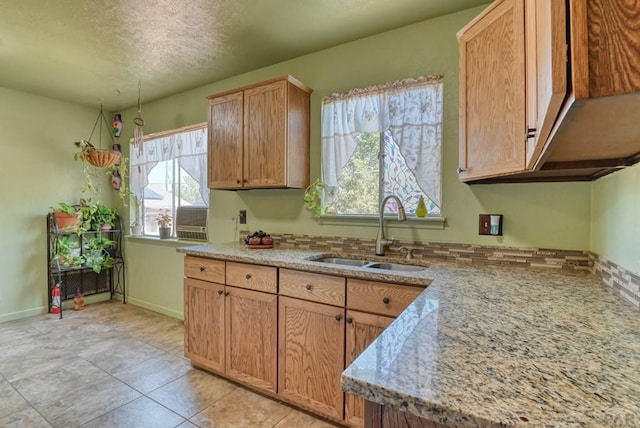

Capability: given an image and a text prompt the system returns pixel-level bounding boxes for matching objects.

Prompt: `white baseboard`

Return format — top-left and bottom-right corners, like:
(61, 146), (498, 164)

(0, 306), (47, 323)
(126, 296), (184, 320)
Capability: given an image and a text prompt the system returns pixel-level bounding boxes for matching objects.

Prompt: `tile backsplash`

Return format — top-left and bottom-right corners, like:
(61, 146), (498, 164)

(239, 232), (639, 308)
(242, 231), (592, 270)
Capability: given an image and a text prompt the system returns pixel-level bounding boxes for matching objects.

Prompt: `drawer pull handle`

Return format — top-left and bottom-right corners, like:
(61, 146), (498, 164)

(346, 317), (353, 324)
(335, 314), (342, 321)
(382, 297), (390, 304)
(245, 273), (252, 280)
(199, 267), (205, 272)
(305, 284), (313, 291)
(217, 290), (224, 296)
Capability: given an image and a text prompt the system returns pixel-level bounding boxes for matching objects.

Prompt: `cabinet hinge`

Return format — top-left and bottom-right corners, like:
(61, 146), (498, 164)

(526, 128), (536, 140)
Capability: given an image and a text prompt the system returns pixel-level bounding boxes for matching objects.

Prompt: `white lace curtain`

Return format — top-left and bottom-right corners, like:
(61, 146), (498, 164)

(130, 126), (209, 205)
(321, 76), (443, 209)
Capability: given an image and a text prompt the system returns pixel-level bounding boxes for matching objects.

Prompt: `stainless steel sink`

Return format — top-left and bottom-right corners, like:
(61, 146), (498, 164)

(365, 262), (425, 272)
(313, 257), (370, 267)
(313, 257), (425, 272)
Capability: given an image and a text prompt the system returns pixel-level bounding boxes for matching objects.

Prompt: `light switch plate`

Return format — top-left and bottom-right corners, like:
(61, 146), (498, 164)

(479, 214), (502, 236)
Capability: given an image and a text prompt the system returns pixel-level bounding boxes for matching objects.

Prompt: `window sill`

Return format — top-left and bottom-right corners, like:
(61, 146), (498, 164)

(318, 214), (445, 230)
(125, 235), (208, 247)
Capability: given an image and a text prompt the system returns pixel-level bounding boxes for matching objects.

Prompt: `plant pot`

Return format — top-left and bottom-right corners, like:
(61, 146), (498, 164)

(100, 224), (112, 231)
(54, 212), (80, 232)
(159, 227), (172, 239)
(131, 224), (142, 236)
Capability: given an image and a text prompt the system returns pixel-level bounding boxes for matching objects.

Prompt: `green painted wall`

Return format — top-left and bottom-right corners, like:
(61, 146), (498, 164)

(113, 6), (591, 319)
(591, 164), (640, 274)
(0, 5), (599, 322)
(0, 87), (115, 322)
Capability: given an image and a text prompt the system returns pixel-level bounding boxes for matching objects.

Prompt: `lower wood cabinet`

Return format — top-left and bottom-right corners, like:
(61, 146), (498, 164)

(365, 401), (450, 428)
(278, 295), (346, 420)
(225, 286), (278, 393)
(345, 310), (394, 427)
(184, 258), (425, 427)
(184, 277), (225, 372)
(184, 260), (277, 393)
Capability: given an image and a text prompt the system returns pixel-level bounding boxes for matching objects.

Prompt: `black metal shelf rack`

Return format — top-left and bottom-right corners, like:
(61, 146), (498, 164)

(46, 213), (126, 318)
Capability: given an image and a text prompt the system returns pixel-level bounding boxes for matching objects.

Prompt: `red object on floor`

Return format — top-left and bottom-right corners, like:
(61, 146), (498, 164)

(51, 283), (61, 314)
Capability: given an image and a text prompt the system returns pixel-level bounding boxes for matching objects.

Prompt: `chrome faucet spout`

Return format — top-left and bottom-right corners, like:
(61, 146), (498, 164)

(375, 195), (407, 256)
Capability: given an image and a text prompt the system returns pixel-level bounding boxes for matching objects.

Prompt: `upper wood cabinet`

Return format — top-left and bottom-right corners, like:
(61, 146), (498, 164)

(458, 0), (640, 183)
(207, 75), (312, 189)
(458, 0), (527, 181)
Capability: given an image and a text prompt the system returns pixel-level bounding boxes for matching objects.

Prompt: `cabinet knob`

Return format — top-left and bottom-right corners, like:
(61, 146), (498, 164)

(382, 297), (390, 304)
(245, 273), (252, 280)
(218, 290), (224, 296)
(199, 267), (205, 272)
(224, 291), (229, 296)
(243, 178), (248, 183)
(305, 284), (312, 291)
(335, 314), (342, 321)
(236, 179), (241, 184)
(457, 167), (464, 174)
(346, 317), (353, 324)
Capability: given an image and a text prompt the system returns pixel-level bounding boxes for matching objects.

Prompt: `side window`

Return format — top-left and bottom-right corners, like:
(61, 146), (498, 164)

(130, 124), (208, 237)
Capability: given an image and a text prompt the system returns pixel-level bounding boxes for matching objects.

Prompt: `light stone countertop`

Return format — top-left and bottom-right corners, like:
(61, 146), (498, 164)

(178, 244), (640, 427)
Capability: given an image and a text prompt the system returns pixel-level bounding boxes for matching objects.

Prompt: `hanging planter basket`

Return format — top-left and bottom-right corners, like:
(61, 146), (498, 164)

(77, 105), (120, 169)
(86, 149), (121, 168)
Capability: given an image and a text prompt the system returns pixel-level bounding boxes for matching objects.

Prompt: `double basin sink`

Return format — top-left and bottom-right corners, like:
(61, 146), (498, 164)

(312, 256), (425, 272)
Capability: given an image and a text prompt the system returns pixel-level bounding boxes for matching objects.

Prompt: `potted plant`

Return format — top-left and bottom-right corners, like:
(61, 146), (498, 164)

(50, 202), (80, 232)
(53, 235), (84, 268)
(130, 195), (143, 236)
(83, 235), (115, 273)
(156, 210), (172, 239)
(95, 203), (117, 230)
(303, 178), (330, 219)
(80, 201), (117, 231)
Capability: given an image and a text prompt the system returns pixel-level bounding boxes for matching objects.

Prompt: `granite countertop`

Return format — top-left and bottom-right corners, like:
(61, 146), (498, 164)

(179, 244), (640, 427)
(178, 243), (434, 287)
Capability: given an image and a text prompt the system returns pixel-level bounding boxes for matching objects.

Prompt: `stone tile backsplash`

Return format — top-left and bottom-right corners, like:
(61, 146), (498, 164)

(239, 232), (639, 308)
(242, 231), (592, 270)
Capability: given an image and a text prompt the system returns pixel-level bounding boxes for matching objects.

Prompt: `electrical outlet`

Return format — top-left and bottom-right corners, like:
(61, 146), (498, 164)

(239, 210), (247, 224)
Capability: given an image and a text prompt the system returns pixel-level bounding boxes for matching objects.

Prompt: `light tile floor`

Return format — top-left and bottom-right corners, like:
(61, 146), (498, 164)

(0, 301), (338, 428)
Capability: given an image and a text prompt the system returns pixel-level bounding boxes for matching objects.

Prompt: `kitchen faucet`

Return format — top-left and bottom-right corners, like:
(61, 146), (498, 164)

(375, 195), (407, 256)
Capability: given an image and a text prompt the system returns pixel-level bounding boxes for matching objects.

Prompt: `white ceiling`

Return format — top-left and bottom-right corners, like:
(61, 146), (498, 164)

(0, 0), (487, 110)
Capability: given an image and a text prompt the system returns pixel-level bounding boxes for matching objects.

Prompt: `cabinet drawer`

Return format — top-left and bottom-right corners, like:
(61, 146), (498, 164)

(226, 262), (277, 293)
(279, 269), (345, 306)
(347, 279), (423, 317)
(184, 256), (225, 283)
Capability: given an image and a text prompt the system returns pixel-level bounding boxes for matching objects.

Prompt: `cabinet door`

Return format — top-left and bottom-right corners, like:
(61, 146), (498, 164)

(525, 0), (567, 169)
(458, 0), (526, 181)
(208, 91), (244, 189)
(244, 80), (287, 188)
(345, 310), (394, 427)
(225, 286), (278, 393)
(278, 296), (345, 420)
(184, 278), (225, 372)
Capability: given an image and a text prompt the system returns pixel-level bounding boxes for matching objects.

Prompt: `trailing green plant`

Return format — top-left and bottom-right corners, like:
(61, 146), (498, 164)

(83, 235), (115, 274)
(303, 178), (329, 219)
(79, 201), (118, 231)
(53, 235), (84, 268)
(73, 140), (130, 206)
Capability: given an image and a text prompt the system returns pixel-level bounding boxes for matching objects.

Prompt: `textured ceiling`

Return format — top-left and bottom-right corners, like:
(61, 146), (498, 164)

(0, 0), (487, 110)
